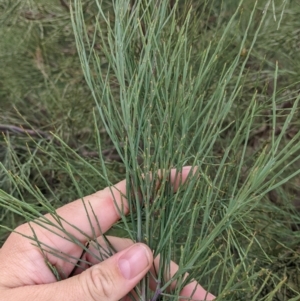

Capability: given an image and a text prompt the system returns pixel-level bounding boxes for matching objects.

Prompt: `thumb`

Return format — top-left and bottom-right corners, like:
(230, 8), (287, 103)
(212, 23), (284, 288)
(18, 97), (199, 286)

(6, 243), (153, 301)
(59, 243), (153, 301)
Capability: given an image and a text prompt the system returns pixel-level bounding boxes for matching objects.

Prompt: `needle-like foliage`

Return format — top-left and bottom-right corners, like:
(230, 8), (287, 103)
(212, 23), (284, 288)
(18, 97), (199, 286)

(1, 0), (300, 300)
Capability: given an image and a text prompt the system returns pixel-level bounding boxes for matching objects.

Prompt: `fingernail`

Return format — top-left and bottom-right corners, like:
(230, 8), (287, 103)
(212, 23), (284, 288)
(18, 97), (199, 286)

(118, 244), (150, 279)
(183, 166), (198, 174)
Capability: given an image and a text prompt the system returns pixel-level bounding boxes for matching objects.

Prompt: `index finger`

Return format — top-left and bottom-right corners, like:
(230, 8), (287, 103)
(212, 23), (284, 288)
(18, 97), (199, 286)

(21, 166), (197, 272)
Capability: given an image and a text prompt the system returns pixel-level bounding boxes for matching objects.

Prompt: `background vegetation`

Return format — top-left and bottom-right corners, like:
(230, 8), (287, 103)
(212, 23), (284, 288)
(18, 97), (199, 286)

(1, 0), (300, 300)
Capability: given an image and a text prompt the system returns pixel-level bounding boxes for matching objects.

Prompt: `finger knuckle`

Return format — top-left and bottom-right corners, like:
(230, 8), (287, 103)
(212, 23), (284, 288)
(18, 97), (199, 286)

(14, 223), (31, 235)
(84, 266), (116, 300)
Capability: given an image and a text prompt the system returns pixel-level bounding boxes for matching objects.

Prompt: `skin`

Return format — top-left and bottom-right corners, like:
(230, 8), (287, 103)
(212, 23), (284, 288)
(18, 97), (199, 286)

(0, 166), (215, 301)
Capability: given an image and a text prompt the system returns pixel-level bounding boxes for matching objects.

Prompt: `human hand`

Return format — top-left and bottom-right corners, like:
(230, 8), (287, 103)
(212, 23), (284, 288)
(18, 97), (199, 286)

(0, 167), (215, 301)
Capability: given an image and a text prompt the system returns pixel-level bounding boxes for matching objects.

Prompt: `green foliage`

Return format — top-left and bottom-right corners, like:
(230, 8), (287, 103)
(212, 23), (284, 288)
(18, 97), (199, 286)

(1, 0), (300, 300)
